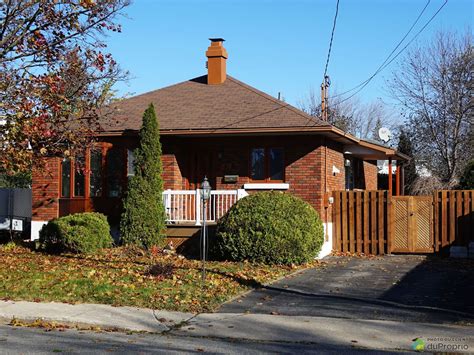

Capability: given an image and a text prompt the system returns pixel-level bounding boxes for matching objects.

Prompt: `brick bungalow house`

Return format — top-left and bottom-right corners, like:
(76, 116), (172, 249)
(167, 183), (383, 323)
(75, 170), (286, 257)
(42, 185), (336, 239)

(31, 39), (407, 255)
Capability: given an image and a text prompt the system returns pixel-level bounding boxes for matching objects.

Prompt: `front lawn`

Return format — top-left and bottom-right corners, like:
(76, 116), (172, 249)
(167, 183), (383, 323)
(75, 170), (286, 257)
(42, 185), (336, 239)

(0, 245), (319, 313)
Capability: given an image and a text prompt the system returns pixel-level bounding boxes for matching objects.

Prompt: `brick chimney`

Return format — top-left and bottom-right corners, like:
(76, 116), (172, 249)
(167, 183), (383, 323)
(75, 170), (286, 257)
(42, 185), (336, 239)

(206, 38), (228, 85)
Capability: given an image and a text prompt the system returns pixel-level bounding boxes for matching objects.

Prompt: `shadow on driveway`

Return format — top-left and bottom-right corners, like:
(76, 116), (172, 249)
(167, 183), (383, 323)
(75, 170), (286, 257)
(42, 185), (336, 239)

(218, 255), (474, 324)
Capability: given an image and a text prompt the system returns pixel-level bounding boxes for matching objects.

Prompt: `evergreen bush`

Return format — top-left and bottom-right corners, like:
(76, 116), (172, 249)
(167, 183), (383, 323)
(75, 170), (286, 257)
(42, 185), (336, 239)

(458, 160), (474, 190)
(39, 212), (112, 254)
(120, 104), (166, 248)
(213, 191), (324, 265)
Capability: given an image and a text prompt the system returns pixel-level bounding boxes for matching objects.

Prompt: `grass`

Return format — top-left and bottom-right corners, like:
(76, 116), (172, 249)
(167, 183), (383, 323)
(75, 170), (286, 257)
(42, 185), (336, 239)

(0, 244), (320, 313)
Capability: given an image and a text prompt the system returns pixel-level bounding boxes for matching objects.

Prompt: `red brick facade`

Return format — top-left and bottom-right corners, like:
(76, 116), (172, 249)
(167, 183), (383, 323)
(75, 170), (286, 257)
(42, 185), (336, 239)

(165, 136), (348, 221)
(162, 153), (183, 190)
(32, 135), (380, 226)
(32, 157), (60, 221)
(363, 160), (378, 190)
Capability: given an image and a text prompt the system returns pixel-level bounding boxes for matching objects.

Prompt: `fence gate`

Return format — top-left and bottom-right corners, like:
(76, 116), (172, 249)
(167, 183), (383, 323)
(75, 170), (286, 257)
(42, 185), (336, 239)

(391, 196), (433, 253)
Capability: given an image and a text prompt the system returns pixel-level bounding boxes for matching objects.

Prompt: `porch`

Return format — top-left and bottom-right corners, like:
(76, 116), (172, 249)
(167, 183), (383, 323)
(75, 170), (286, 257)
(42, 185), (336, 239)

(163, 189), (248, 225)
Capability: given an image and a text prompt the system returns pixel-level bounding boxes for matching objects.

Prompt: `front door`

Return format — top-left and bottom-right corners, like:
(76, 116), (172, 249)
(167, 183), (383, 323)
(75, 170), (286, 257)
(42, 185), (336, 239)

(391, 196), (434, 253)
(187, 150), (216, 190)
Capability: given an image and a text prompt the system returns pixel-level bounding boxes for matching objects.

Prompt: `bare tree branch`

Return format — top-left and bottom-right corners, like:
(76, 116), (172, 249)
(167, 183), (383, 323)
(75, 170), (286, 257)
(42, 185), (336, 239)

(388, 30), (473, 186)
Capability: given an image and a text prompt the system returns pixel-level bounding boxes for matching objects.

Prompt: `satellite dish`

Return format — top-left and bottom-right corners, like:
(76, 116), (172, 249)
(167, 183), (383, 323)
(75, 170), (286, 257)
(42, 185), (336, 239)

(378, 127), (392, 143)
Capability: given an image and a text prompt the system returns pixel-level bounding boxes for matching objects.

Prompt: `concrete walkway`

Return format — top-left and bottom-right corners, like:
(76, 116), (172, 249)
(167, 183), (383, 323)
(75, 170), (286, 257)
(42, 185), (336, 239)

(0, 300), (473, 353)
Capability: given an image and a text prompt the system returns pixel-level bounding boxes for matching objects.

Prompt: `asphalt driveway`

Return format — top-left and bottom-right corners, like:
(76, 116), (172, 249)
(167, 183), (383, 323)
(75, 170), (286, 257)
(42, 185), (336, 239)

(218, 255), (474, 324)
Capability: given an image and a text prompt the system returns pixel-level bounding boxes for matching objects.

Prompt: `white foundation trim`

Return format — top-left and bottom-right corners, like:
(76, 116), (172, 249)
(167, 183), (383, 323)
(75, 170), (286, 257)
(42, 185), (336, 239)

(316, 222), (333, 259)
(31, 221), (47, 241)
(243, 183), (289, 190)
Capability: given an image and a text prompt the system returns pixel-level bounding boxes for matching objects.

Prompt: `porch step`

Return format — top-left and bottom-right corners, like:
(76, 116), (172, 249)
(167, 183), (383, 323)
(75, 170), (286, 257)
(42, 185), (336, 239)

(166, 226), (201, 238)
(165, 225), (217, 258)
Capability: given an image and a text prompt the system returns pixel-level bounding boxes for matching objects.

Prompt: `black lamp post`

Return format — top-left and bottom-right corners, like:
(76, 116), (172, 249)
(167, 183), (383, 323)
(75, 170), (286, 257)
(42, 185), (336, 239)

(200, 176), (211, 283)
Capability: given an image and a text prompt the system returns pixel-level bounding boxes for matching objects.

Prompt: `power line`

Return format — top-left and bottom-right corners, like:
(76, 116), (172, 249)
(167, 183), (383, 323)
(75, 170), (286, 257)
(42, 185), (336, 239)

(323, 0), (340, 79)
(332, 0), (431, 99)
(334, 0), (448, 104)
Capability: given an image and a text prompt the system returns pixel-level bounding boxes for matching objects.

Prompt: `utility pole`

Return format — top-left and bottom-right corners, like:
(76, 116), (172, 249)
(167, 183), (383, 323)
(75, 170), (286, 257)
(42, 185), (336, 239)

(320, 75), (330, 121)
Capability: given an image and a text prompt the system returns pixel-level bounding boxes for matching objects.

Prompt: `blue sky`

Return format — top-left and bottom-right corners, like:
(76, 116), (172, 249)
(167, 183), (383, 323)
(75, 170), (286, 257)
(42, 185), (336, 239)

(107, 0), (472, 109)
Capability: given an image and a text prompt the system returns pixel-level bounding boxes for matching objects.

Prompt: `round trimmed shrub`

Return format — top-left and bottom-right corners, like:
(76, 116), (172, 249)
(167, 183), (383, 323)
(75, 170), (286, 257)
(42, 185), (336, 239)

(39, 212), (112, 254)
(213, 191), (324, 265)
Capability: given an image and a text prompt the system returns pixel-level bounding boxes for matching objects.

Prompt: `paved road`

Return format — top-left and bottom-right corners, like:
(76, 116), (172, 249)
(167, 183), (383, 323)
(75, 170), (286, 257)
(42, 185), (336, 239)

(0, 325), (407, 354)
(219, 255), (474, 324)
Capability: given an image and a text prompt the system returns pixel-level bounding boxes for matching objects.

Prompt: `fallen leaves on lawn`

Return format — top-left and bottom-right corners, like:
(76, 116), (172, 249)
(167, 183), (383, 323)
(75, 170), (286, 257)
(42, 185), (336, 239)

(0, 246), (322, 313)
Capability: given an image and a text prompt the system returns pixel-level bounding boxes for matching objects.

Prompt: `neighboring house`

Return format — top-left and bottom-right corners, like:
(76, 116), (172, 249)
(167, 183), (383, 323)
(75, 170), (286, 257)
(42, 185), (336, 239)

(31, 39), (408, 254)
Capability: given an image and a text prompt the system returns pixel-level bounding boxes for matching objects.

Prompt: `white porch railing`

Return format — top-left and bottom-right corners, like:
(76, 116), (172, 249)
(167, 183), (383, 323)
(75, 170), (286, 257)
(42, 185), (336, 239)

(162, 189), (248, 225)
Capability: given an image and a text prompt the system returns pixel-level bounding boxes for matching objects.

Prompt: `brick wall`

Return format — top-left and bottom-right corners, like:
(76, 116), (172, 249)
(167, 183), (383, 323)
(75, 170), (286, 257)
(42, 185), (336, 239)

(162, 153), (183, 190)
(32, 157), (60, 221)
(31, 135), (375, 226)
(169, 136), (347, 222)
(312, 141), (345, 223)
(324, 141), (346, 192)
(286, 142), (322, 213)
(363, 160), (378, 190)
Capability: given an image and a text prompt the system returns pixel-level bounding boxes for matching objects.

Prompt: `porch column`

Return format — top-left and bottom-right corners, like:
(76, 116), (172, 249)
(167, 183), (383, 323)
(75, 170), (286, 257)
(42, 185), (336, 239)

(400, 164), (405, 196)
(195, 188), (201, 226)
(388, 158), (393, 195)
(395, 161), (400, 196)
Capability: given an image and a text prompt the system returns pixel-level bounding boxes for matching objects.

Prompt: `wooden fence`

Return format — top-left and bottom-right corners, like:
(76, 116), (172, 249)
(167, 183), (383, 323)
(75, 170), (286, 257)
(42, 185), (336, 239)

(434, 190), (474, 252)
(332, 190), (474, 255)
(332, 191), (391, 255)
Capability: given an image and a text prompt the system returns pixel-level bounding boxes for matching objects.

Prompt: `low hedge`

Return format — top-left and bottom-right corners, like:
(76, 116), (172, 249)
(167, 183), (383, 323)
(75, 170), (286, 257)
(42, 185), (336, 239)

(212, 191), (324, 265)
(39, 212), (112, 254)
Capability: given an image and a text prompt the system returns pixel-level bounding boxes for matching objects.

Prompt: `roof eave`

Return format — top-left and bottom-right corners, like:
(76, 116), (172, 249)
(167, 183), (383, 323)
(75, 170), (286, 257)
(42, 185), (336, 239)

(97, 126), (335, 137)
(96, 126), (410, 161)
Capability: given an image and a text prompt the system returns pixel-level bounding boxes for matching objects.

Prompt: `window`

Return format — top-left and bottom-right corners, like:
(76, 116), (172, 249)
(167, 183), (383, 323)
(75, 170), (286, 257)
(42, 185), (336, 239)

(60, 145), (125, 198)
(250, 147), (284, 181)
(61, 159), (71, 197)
(107, 148), (124, 197)
(250, 148), (265, 180)
(61, 156), (86, 197)
(74, 155), (85, 197)
(127, 149), (135, 179)
(90, 150), (102, 197)
(269, 148), (284, 180)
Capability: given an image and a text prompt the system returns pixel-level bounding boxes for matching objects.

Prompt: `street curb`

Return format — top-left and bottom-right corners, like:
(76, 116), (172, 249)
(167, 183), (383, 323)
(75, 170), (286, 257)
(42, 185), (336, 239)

(0, 316), (154, 334)
(0, 300), (194, 333)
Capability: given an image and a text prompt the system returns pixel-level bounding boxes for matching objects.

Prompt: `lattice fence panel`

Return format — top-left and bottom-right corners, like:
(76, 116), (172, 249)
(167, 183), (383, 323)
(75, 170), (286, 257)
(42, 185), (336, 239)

(415, 198), (432, 250)
(393, 198), (409, 250)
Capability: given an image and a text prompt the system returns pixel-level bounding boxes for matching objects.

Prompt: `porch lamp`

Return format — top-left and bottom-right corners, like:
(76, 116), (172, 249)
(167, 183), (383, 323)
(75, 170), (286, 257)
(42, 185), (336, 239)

(200, 176), (211, 200)
(200, 176), (211, 284)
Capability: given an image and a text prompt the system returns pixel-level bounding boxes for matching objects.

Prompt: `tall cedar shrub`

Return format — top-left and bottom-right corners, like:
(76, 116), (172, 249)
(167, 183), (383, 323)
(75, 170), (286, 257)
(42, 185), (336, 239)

(212, 191), (324, 265)
(458, 160), (474, 189)
(120, 104), (166, 248)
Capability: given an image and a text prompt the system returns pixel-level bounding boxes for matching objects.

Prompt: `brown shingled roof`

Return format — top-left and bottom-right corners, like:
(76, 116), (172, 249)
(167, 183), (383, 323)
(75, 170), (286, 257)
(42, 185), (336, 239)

(100, 75), (327, 133)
